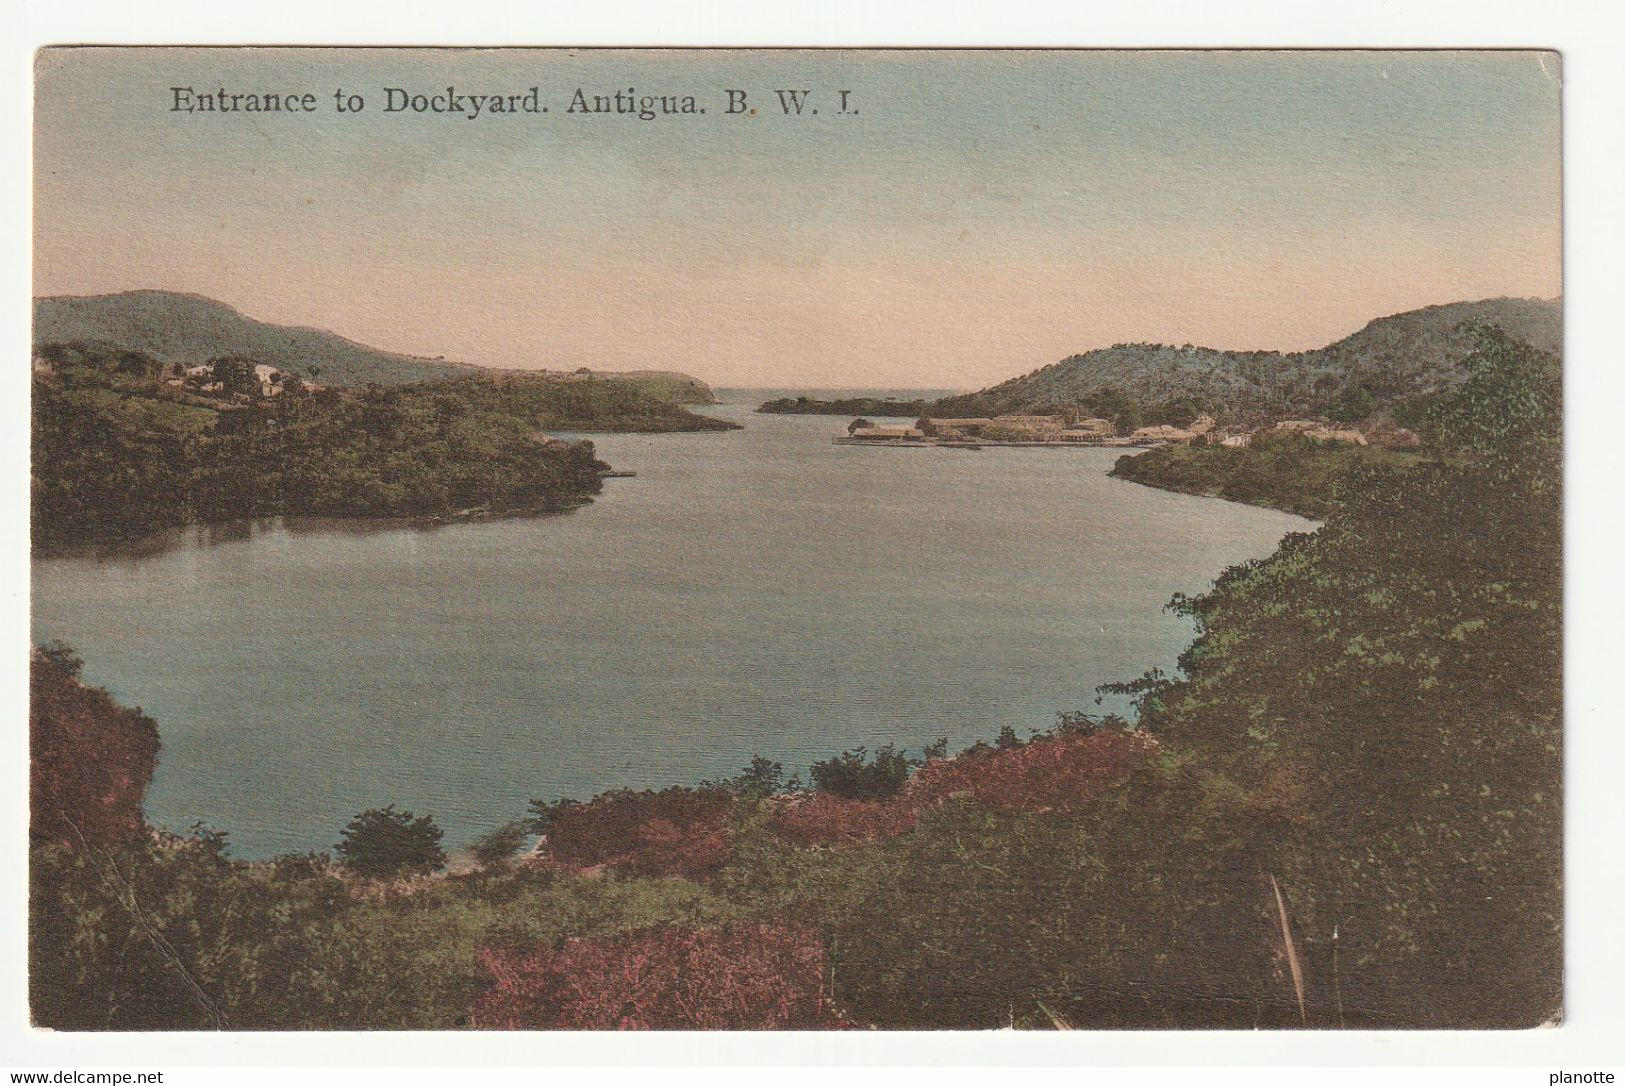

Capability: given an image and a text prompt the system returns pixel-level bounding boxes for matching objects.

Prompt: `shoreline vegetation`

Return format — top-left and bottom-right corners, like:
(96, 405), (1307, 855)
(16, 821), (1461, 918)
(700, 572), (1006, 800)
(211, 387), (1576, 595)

(30, 339), (734, 552)
(758, 395), (939, 417)
(30, 327), (1561, 1031)
(1108, 435), (1429, 519)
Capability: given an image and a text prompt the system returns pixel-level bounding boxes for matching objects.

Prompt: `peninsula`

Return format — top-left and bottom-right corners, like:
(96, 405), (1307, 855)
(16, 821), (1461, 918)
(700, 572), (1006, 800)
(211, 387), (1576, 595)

(30, 293), (737, 550)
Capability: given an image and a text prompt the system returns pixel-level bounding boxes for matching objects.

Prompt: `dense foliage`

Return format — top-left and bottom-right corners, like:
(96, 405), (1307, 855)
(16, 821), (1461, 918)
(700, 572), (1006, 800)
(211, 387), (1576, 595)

(928, 389), (1213, 436)
(1109, 431), (1425, 518)
(422, 373), (736, 435)
(529, 787), (735, 879)
(334, 806), (447, 878)
(907, 728), (1158, 814)
(30, 642), (159, 849)
(469, 822), (530, 868)
(757, 395), (939, 417)
(1134, 328), (1563, 1026)
(29, 327), (1561, 1030)
(923, 298), (1559, 421)
(31, 343), (735, 549)
(470, 926), (844, 1029)
(808, 745), (915, 800)
(766, 793), (917, 849)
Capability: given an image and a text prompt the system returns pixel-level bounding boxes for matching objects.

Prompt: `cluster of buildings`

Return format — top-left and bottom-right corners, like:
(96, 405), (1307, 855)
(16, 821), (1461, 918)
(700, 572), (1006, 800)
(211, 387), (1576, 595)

(849, 415), (1132, 445)
(843, 413), (1215, 447)
(1219, 420), (1420, 448)
(842, 413), (1419, 449)
(169, 361), (319, 400)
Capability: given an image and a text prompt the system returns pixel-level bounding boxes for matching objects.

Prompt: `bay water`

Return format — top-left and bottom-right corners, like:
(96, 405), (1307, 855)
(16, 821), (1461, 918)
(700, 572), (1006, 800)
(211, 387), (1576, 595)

(31, 393), (1313, 857)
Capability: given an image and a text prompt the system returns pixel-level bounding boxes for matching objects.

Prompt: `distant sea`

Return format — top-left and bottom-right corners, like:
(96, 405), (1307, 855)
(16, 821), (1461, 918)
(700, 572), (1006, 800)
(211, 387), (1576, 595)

(723, 387), (958, 407)
(31, 391), (1312, 857)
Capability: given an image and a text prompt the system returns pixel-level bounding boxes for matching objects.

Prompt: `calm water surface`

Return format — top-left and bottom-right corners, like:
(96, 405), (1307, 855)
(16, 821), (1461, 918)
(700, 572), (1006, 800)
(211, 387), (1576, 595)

(31, 393), (1313, 857)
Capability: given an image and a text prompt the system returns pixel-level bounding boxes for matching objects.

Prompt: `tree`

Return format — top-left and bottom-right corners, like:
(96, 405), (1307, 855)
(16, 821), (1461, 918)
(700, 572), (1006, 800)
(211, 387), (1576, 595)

(810, 745), (914, 800)
(334, 805), (446, 878)
(1136, 327), (1563, 1026)
(30, 641), (159, 848)
(470, 821), (529, 868)
(37, 639), (83, 677)
(720, 755), (787, 798)
(1114, 403), (1144, 436)
(207, 357), (261, 398)
(1328, 384), (1377, 423)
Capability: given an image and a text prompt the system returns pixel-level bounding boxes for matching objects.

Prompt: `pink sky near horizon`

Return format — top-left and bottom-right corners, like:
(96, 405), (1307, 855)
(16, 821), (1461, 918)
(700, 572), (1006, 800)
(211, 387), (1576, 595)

(34, 48), (1562, 388)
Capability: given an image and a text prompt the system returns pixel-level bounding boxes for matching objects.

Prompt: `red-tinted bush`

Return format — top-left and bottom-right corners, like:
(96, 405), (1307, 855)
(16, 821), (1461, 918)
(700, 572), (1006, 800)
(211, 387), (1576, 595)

(767, 793), (916, 849)
(541, 787), (733, 879)
(470, 925), (848, 1029)
(909, 729), (1158, 814)
(30, 643), (159, 848)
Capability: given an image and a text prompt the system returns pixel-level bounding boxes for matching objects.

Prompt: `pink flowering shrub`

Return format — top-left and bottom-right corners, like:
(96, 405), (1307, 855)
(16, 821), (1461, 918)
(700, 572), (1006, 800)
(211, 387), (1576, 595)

(909, 729), (1158, 813)
(470, 925), (848, 1030)
(767, 792), (917, 849)
(540, 787), (733, 879)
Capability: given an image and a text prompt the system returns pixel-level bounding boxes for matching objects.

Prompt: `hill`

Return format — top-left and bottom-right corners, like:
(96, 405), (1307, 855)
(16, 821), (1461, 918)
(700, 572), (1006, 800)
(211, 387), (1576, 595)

(930, 297), (1561, 422)
(34, 291), (473, 387)
(32, 331), (1560, 1029)
(600, 370), (719, 405)
(33, 292), (724, 402)
(30, 341), (735, 550)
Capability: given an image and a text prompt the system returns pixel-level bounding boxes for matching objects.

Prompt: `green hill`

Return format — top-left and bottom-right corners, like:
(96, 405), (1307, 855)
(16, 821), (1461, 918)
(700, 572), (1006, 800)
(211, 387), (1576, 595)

(599, 370), (719, 405)
(33, 292), (723, 402)
(932, 297), (1561, 421)
(34, 291), (472, 387)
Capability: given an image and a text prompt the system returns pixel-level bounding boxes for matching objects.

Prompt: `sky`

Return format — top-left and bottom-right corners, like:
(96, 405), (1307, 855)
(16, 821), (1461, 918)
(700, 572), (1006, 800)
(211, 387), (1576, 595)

(34, 48), (1562, 389)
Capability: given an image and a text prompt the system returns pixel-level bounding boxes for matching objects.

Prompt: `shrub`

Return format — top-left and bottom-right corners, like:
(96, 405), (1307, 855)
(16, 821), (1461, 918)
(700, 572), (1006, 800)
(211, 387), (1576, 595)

(334, 805), (446, 878)
(705, 755), (790, 799)
(830, 770), (1293, 1029)
(809, 745), (914, 800)
(537, 787), (733, 879)
(909, 729), (1158, 814)
(1134, 329), (1564, 1026)
(470, 821), (529, 868)
(768, 793), (917, 849)
(30, 642), (159, 849)
(1328, 384), (1377, 422)
(470, 925), (846, 1029)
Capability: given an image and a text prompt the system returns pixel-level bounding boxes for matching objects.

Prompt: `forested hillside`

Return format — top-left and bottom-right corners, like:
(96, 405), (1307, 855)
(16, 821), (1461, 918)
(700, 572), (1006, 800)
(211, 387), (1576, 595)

(35, 292), (725, 402)
(30, 342), (733, 549)
(30, 327), (1562, 1030)
(35, 292), (470, 386)
(929, 297), (1560, 422)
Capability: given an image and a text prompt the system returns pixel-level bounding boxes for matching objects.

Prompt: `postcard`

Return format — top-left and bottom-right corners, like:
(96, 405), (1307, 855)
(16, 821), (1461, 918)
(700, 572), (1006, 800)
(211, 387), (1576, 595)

(29, 47), (1562, 1031)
